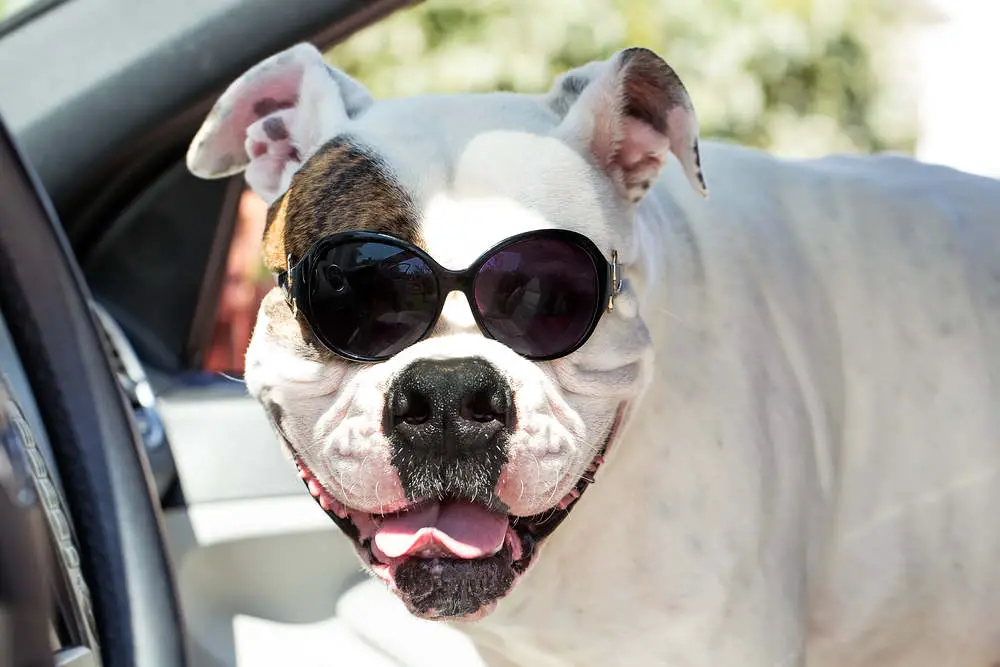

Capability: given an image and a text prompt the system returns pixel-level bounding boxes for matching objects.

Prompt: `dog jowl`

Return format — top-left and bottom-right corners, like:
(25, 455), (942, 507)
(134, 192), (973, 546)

(186, 42), (701, 620)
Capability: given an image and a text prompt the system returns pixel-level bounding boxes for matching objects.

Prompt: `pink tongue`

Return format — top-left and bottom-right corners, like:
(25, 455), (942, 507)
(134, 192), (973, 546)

(373, 501), (508, 559)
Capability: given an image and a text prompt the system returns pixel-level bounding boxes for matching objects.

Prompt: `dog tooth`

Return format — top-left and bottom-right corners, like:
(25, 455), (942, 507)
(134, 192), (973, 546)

(326, 497), (346, 518)
(307, 479), (322, 497)
(556, 488), (581, 510)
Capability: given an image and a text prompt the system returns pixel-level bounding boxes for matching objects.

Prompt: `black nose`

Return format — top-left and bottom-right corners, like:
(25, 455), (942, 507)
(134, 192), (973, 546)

(384, 358), (514, 501)
(387, 357), (514, 453)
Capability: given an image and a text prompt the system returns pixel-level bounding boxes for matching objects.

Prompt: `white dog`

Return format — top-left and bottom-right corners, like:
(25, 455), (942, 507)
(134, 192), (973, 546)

(187, 42), (1000, 667)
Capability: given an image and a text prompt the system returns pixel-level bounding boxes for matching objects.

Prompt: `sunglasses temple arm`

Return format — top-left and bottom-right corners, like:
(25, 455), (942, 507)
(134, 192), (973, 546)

(608, 250), (623, 313)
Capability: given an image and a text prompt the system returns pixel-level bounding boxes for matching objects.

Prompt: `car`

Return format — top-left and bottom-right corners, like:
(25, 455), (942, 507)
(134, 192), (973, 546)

(6, 2), (999, 666)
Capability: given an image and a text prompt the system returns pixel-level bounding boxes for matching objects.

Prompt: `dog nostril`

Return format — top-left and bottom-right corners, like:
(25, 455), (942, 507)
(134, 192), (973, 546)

(394, 390), (432, 426)
(460, 388), (507, 424)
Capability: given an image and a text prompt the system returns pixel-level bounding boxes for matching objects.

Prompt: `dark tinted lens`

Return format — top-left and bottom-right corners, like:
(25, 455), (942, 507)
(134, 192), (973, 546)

(473, 237), (602, 358)
(306, 240), (439, 360)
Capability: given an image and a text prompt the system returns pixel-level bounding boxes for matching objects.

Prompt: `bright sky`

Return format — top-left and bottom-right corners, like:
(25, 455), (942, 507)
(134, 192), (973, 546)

(914, 0), (1000, 179)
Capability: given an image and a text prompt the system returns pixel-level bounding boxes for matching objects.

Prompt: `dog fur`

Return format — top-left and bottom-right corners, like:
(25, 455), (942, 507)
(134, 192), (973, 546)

(188, 42), (1000, 667)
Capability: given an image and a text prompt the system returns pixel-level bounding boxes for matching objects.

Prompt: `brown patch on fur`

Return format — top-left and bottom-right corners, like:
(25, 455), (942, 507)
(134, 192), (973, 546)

(255, 137), (420, 359)
(262, 194), (291, 271)
(259, 135), (419, 273)
(258, 288), (332, 362)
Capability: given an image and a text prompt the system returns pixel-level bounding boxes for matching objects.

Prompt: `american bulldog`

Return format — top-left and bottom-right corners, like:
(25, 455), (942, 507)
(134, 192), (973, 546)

(187, 42), (1000, 667)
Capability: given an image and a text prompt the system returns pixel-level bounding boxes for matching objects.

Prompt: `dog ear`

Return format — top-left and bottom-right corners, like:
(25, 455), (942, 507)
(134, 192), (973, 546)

(546, 47), (707, 202)
(186, 43), (373, 204)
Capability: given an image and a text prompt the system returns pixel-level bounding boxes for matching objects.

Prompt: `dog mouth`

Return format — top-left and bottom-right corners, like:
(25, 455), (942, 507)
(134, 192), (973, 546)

(296, 458), (604, 621)
(295, 406), (624, 622)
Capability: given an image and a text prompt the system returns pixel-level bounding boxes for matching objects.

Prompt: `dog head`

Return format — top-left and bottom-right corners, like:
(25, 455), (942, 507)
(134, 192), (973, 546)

(187, 43), (705, 621)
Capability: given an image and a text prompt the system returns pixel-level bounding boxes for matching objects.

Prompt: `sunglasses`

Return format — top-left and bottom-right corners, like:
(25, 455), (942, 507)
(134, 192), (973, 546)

(277, 229), (622, 362)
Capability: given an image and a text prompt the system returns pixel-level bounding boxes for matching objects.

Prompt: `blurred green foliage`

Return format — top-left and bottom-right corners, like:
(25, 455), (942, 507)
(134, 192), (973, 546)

(328, 0), (934, 157)
(0, 0), (37, 22)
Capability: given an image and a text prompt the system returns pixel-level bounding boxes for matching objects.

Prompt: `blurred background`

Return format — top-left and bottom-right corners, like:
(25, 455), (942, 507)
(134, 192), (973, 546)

(1, 0), (996, 373)
(331, 0), (928, 158)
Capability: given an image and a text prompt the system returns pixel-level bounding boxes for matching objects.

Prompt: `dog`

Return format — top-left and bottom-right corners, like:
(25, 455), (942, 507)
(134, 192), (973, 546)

(186, 42), (1000, 667)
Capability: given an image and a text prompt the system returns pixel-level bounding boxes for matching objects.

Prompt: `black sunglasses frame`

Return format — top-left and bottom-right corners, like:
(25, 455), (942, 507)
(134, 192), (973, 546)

(277, 228), (622, 363)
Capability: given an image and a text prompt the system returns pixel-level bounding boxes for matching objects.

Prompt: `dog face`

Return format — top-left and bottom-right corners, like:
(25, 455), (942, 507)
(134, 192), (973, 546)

(187, 43), (705, 621)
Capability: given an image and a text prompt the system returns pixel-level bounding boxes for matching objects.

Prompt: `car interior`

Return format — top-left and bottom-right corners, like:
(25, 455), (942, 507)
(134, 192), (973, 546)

(0, 1), (474, 666)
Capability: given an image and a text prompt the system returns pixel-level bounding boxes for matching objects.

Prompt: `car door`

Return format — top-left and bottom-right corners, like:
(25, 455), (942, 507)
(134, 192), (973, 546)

(0, 1), (482, 665)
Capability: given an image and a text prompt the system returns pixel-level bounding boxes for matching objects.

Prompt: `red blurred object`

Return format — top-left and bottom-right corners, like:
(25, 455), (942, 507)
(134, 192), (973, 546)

(204, 190), (273, 374)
